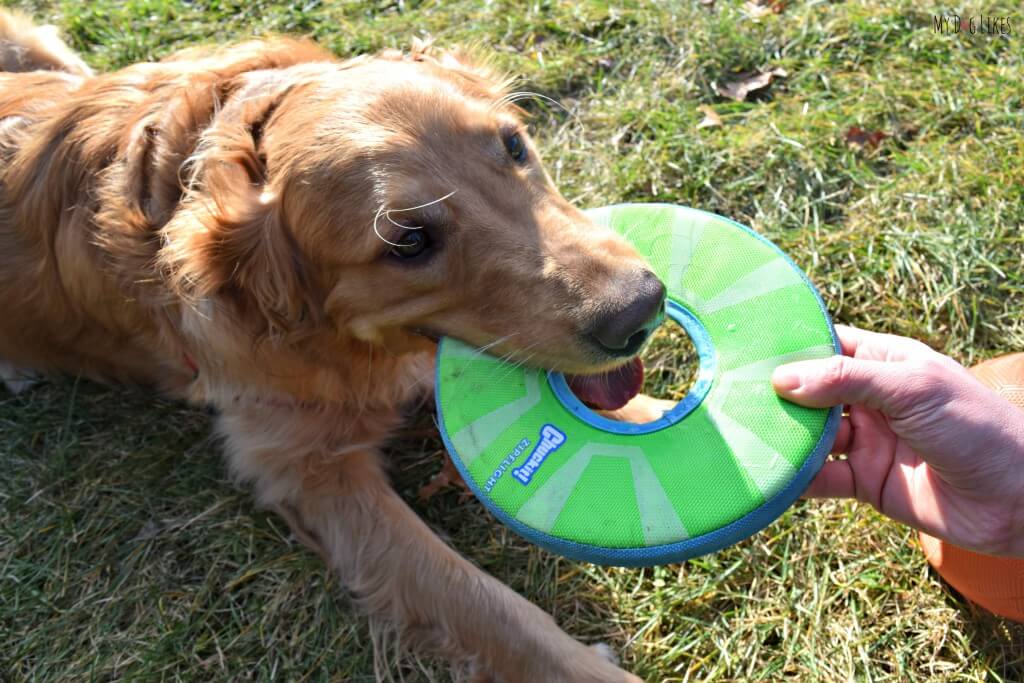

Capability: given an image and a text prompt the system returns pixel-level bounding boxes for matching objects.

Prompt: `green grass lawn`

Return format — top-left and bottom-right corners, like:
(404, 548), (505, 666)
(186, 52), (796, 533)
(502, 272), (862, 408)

(2, 0), (1023, 680)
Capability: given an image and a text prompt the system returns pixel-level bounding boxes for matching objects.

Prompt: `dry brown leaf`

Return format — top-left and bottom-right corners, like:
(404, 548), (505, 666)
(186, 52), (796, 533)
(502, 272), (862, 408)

(895, 121), (920, 141)
(743, 1), (773, 18)
(715, 67), (787, 102)
(696, 105), (722, 129)
(744, 0), (786, 18)
(417, 450), (471, 501)
(845, 126), (889, 150)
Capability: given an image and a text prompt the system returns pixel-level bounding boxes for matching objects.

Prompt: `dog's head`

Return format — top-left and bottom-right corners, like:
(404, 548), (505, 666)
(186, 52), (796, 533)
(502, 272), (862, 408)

(175, 44), (664, 408)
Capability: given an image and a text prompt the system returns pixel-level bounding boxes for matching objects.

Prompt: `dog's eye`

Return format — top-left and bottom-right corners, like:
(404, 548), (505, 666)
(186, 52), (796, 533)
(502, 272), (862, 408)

(389, 230), (431, 260)
(503, 132), (528, 164)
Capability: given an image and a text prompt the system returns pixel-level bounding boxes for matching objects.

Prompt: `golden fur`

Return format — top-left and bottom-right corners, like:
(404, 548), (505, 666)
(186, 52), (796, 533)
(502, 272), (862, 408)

(0, 12), (652, 681)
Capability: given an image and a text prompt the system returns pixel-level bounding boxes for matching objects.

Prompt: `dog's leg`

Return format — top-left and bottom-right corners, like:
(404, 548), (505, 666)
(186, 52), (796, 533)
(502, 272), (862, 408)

(219, 406), (641, 683)
(285, 469), (640, 682)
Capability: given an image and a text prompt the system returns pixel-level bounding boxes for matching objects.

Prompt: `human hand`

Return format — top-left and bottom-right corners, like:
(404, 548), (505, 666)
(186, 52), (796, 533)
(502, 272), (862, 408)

(772, 325), (1024, 557)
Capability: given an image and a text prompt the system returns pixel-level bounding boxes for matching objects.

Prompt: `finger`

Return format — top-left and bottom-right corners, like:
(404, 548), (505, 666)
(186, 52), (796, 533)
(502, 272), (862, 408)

(830, 416), (852, 454)
(843, 406), (899, 510)
(771, 355), (929, 414)
(833, 324), (871, 357)
(802, 459), (855, 499)
(834, 324), (932, 362)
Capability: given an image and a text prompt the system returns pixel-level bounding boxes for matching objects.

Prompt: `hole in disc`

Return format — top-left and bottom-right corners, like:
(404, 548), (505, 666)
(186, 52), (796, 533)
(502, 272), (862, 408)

(565, 308), (700, 425)
(639, 316), (700, 406)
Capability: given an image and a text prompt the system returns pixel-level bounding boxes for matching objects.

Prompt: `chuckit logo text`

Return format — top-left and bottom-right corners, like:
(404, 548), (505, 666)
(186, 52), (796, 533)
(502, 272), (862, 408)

(482, 438), (531, 494)
(511, 424), (567, 486)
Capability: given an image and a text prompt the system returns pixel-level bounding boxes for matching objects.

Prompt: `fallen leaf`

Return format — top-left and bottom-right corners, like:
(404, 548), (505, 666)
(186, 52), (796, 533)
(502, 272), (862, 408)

(715, 67), (787, 102)
(743, 1), (772, 18)
(696, 105), (722, 129)
(417, 450), (471, 502)
(699, 0), (715, 6)
(743, 0), (786, 19)
(844, 126), (889, 150)
(895, 121), (920, 141)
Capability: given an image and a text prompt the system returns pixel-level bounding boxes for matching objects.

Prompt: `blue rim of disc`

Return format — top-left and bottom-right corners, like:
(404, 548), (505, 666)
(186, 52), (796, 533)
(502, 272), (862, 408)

(546, 300), (717, 435)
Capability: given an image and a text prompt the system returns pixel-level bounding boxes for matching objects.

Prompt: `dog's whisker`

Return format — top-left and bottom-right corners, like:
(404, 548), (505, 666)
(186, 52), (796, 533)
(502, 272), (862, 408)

(497, 351), (540, 386)
(373, 205), (408, 247)
(373, 190), (457, 247)
(468, 333), (518, 361)
(386, 190), (457, 214)
(493, 91), (581, 126)
(384, 210), (421, 231)
(488, 340), (544, 385)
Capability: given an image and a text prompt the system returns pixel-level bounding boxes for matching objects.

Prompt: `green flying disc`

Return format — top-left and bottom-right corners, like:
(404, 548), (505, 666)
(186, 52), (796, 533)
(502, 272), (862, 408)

(435, 204), (840, 566)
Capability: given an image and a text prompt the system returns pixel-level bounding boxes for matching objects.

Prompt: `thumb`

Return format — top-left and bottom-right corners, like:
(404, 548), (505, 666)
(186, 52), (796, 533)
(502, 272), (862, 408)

(771, 355), (920, 415)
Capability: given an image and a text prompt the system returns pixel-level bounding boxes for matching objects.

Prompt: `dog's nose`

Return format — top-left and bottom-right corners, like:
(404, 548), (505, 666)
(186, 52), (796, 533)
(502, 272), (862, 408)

(588, 270), (666, 357)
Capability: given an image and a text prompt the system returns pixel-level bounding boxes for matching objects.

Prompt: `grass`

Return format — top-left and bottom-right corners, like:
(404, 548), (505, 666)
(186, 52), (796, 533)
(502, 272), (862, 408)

(1, 0), (1023, 680)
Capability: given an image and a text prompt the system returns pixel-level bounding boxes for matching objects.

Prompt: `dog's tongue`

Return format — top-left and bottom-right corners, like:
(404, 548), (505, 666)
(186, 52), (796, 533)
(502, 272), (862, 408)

(565, 357), (644, 411)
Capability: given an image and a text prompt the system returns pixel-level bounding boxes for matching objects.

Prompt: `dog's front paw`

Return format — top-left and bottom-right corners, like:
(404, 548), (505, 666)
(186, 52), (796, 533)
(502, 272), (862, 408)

(522, 639), (643, 683)
(588, 643), (643, 682)
(466, 637), (641, 683)
(589, 642), (620, 665)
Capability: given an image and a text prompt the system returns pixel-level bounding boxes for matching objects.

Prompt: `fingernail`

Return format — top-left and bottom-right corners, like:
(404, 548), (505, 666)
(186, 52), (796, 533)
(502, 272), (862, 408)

(771, 365), (802, 392)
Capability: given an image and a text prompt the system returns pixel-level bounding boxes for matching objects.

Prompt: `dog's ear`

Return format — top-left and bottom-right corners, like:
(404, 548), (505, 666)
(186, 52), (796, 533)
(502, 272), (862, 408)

(164, 76), (322, 340)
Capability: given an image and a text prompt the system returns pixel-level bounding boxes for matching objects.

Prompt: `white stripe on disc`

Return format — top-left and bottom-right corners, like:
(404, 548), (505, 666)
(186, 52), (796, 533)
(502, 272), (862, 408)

(704, 404), (796, 499)
(515, 443), (688, 546)
(698, 258), (803, 315)
(666, 213), (705, 294)
(450, 372), (542, 467)
(703, 346), (836, 499)
(513, 445), (594, 534)
(720, 344), (836, 381)
(629, 452), (690, 545)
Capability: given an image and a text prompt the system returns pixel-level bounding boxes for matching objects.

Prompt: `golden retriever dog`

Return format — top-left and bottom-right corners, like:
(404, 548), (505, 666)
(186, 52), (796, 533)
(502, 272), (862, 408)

(0, 11), (666, 681)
